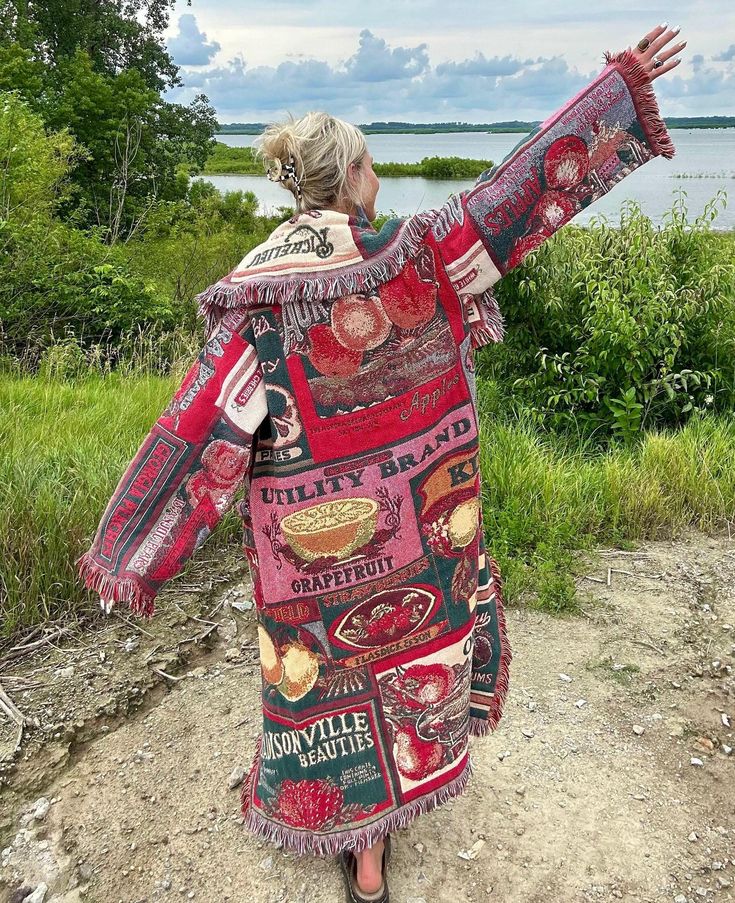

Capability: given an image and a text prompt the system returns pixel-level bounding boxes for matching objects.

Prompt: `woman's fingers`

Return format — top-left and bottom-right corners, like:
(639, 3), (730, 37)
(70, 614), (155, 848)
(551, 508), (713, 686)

(648, 30), (686, 64)
(99, 595), (114, 614)
(639, 23), (669, 49)
(647, 24), (681, 55)
(630, 23), (686, 80)
(650, 55), (682, 77)
(655, 42), (685, 63)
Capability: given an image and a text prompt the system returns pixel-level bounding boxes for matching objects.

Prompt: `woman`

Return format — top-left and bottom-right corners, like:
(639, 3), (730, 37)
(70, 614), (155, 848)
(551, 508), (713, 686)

(77, 27), (684, 903)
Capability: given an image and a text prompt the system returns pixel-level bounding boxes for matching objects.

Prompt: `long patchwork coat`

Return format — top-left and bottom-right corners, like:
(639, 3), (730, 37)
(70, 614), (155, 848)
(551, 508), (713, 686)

(77, 49), (674, 855)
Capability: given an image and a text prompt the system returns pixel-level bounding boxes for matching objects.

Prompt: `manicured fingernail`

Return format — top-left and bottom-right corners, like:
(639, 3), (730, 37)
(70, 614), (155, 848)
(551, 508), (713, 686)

(660, 21), (668, 28)
(673, 24), (681, 32)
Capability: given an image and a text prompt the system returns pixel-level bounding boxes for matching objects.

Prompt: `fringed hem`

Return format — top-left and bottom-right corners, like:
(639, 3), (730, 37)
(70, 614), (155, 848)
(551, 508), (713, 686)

(469, 716), (493, 737)
(603, 48), (676, 160)
(75, 550), (156, 619)
(194, 210), (439, 336)
(469, 287), (505, 350)
(239, 737), (474, 857)
(483, 556), (513, 732)
(240, 732), (263, 815)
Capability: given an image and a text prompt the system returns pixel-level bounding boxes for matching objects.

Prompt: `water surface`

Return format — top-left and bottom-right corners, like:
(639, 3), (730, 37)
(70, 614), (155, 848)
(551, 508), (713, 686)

(199, 129), (735, 230)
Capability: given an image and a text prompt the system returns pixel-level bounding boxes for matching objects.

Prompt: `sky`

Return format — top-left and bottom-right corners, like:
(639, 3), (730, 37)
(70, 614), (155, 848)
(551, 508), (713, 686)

(161, 1), (735, 124)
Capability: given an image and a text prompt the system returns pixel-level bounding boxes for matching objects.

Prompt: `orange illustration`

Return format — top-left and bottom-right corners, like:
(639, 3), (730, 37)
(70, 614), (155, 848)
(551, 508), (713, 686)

(258, 625), (285, 685)
(258, 626), (321, 701)
(279, 641), (321, 701)
(447, 498), (480, 549)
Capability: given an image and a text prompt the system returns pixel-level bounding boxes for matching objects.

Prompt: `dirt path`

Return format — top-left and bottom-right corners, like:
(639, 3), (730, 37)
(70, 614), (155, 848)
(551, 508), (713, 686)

(1, 530), (734, 903)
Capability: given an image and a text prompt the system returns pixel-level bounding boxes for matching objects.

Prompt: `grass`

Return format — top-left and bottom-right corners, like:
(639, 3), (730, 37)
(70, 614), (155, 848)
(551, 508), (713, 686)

(670, 171), (735, 179)
(0, 371), (244, 637)
(475, 380), (735, 614)
(2, 371), (734, 637)
(585, 657), (641, 686)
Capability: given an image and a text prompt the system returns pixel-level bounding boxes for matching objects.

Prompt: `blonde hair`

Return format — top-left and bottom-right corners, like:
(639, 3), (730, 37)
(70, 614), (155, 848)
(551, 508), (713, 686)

(254, 112), (369, 214)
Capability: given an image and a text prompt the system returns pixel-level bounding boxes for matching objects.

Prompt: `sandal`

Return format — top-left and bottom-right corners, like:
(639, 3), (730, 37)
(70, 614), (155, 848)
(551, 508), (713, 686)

(338, 833), (392, 903)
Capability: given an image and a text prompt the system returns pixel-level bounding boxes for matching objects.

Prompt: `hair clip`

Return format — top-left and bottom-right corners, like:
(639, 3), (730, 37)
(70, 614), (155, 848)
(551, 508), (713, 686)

(266, 154), (303, 199)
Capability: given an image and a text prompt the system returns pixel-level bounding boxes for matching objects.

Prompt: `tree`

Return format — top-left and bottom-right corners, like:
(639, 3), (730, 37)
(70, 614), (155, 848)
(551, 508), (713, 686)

(0, 93), (177, 353)
(0, 0), (187, 92)
(0, 0), (217, 241)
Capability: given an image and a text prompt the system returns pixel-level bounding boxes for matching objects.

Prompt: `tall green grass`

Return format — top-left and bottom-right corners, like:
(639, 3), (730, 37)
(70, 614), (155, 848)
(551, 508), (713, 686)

(0, 371), (243, 637)
(2, 372), (734, 636)
(476, 380), (735, 612)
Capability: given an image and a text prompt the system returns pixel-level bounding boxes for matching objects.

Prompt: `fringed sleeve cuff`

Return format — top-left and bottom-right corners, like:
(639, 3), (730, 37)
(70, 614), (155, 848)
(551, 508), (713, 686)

(603, 48), (676, 160)
(76, 550), (158, 619)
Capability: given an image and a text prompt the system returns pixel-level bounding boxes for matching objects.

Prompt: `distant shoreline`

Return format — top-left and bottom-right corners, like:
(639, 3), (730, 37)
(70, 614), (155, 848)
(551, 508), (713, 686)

(217, 128), (534, 135)
(216, 118), (735, 136)
(216, 127), (735, 136)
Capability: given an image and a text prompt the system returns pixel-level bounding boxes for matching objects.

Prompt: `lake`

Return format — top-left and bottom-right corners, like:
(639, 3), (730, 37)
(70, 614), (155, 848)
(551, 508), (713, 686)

(199, 130), (735, 230)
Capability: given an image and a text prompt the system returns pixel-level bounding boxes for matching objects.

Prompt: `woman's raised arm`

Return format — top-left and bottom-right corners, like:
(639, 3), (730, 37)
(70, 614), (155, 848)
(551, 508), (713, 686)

(426, 26), (685, 348)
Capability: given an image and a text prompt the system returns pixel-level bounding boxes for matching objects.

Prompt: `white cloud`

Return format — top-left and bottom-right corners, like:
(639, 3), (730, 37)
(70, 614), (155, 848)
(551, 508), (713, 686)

(167, 14), (221, 66)
(346, 30), (430, 81)
(649, 44), (735, 111)
(713, 43), (735, 62)
(163, 12), (735, 121)
(435, 54), (537, 78)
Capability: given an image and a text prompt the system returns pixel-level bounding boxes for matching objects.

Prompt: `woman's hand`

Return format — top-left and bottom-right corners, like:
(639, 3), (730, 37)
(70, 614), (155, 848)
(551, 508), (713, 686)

(629, 23), (686, 79)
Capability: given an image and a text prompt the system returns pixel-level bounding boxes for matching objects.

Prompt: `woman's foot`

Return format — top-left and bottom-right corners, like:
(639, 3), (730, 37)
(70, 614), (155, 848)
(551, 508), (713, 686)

(354, 838), (385, 895)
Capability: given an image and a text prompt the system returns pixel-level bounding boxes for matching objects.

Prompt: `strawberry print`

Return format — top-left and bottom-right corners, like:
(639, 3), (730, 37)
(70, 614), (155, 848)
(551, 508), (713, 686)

(272, 777), (345, 830)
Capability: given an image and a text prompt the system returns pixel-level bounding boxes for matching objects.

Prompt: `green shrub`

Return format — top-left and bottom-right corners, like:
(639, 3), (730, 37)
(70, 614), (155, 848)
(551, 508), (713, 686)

(200, 143), (495, 181)
(38, 331), (88, 381)
(479, 190), (735, 443)
(374, 156), (495, 178)
(0, 96), (288, 366)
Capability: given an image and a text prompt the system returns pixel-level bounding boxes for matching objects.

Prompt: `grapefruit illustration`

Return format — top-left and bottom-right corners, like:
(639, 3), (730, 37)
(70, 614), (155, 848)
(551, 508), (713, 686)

(281, 498), (379, 562)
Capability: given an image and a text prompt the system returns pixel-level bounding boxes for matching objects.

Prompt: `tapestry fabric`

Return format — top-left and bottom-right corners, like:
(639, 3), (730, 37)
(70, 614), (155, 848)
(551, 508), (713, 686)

(77, 49), (675, 855)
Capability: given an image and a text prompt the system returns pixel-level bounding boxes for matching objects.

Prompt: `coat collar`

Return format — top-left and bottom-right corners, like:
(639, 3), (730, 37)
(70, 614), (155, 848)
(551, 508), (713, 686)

(194, 207), (438, 338)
